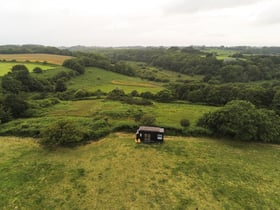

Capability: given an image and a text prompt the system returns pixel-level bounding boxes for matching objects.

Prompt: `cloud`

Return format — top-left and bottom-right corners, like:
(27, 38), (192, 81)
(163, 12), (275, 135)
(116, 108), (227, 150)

(254, 2), (280, 25)
(165, 0), (263, 14)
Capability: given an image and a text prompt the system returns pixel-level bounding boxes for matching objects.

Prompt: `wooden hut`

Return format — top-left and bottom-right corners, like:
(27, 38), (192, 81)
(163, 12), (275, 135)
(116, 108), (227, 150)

(135, 126), (164, 143)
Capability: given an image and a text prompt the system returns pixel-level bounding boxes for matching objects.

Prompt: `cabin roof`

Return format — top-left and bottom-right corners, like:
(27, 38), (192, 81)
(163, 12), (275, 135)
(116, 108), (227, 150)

(138, 126), (164, 133)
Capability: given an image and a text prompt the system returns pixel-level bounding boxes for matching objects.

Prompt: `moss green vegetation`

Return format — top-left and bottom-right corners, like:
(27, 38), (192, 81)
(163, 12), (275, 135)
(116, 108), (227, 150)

(67, 67), (164, 93)
(0, 99), (216, 137)
(0, 134), (279, 209)
(47, 99), (217, 128)
(127, 61), (203, 82)
(0, 62), (56, 76)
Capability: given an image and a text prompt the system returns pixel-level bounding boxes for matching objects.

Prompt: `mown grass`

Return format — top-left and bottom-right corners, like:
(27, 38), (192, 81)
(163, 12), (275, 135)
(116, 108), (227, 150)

(0, 134), (279, 209)
(0, 62), (56, 76)
(0, 54), (72, 65)
(67, 67), (164, 93)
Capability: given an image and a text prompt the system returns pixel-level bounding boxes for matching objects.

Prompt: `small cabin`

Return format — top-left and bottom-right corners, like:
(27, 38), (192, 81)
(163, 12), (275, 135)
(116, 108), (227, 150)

(135, 126), (164, 143)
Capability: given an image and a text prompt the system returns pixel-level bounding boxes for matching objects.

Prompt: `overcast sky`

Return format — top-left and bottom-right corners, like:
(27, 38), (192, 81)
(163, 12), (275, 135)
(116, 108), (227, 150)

(1, 0), (280, 46)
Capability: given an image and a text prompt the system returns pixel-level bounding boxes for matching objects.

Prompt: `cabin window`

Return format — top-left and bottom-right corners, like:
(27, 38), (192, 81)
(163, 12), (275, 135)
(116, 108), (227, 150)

(157, 134), (163, 140)
(144, 133), (151, 141)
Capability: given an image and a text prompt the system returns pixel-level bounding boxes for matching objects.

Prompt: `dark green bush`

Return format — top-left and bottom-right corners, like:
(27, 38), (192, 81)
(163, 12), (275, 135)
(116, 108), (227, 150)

(198, 100), (280, 143)
(40, 120), (84, 147)
(140, 114), (156, 126)
(33, 67), (43, 73)
(180, 118), (190, 128)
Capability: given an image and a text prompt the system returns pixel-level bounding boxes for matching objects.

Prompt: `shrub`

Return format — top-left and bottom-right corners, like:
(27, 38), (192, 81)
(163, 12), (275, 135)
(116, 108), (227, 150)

(3, 94), (29, 118)
(180, 118), (190, 128)
(33, 67), (43, 73)
(198, 100), (280, 143)
(55, 79), (67, 92)
(40, 120), (84, 148)
(74, 89), (89, 99)
(140, 114), (156, 126)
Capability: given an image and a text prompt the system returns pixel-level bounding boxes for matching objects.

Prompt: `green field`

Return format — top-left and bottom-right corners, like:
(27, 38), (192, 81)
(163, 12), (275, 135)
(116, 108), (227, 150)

(67, 67), (164, 93)
(0, 134), (279, 209)
(0, 54), (72, 65)
(47, 99), (217, 128)
(0, 62), (56, 76)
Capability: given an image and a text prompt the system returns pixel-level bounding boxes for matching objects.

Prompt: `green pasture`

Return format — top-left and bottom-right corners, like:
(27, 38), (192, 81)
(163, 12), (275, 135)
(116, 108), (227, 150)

(0, 62), (56, 76)
(0, 134), (279, 209)
(67, 67), (164, 93)
(47, 99), (218, 128)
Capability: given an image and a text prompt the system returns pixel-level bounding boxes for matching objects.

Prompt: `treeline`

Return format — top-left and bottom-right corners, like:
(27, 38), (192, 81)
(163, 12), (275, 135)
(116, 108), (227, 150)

(63, 53), (136, 76)
(0, 45), (72, 55)
(103, 47), (280, 83)
(198, 100), (280, 143)
(170, 82), (280, 110)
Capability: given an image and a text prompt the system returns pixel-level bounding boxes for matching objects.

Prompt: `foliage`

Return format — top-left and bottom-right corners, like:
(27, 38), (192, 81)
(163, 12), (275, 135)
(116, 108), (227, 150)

(40, 120), (84, 147)
(55, 79), (67, 92)
(1, 64), (54, 93)
(198, 100), (280, 143)
(2, 94), (29, 118)
(0, 105), (12, 123)
(33, 67), (43, 73)
(0, 44), (72, 55)
(139, 114), (156, 126)
(180, 118), (190, 128)
(62, 59), (85, 74)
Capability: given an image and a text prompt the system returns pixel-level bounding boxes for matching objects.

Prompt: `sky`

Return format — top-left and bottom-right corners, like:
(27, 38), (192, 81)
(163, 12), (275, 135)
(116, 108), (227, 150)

(1, 0), (280, 47)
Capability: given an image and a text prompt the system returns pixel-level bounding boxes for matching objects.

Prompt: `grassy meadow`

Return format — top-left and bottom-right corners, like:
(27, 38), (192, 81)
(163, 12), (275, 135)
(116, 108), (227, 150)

(0, 133), (279, 209)
(0, 62), (56, 76)
(0, 54), (72, 65)
(67, 67), (164, 93)
(47, 99), (217, 128)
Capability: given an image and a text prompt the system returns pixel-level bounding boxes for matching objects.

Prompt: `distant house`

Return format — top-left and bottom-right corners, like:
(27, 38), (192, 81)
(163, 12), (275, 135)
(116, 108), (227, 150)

(135, 126), (164, 143)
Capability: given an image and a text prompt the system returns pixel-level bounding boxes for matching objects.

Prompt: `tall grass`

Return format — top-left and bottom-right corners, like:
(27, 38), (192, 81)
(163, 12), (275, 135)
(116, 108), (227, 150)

(0, 134), (279, 209)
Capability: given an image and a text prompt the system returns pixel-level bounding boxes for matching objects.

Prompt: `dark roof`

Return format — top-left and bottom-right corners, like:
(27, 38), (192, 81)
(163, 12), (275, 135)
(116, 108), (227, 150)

(138, 126), (164, 133)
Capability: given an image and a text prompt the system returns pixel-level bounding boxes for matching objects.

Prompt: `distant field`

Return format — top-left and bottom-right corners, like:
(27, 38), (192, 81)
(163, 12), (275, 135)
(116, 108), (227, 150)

(201, 48), (237, 60)
(68, 67), (164, 93)
(0, 54), (72, 65)
(47, 99), (218, 128)
(0, 134), (279, 209)
(0, 62), (56, 76)
(128, 61), (203, 82)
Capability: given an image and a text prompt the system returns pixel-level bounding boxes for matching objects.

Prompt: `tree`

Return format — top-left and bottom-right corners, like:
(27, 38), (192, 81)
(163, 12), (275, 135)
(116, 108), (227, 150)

(198, 100), (280, 143)
(155, 89), (174, 102)
(3, 94), (29, 118)
(1, 75), (23, 93)
(63, 59), (85, 74)
(0, 105), (12, 123)
(272, 90), (280, 114)
(55, 79), (67, 92)
(140, 114), (156, 126)
(180, 118), (190, 128)
(40, 120), (84, 148)
(33, 67), (43, 73)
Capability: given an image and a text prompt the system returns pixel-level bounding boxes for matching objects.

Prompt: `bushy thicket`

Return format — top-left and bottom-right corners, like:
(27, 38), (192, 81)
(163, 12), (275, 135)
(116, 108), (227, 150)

(105, 47), (280, 83)
(198, 100), (280, 143)
(107, 88), (153, 105)
(1, 65), (53, 93)
(41, 120), (84, 147)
